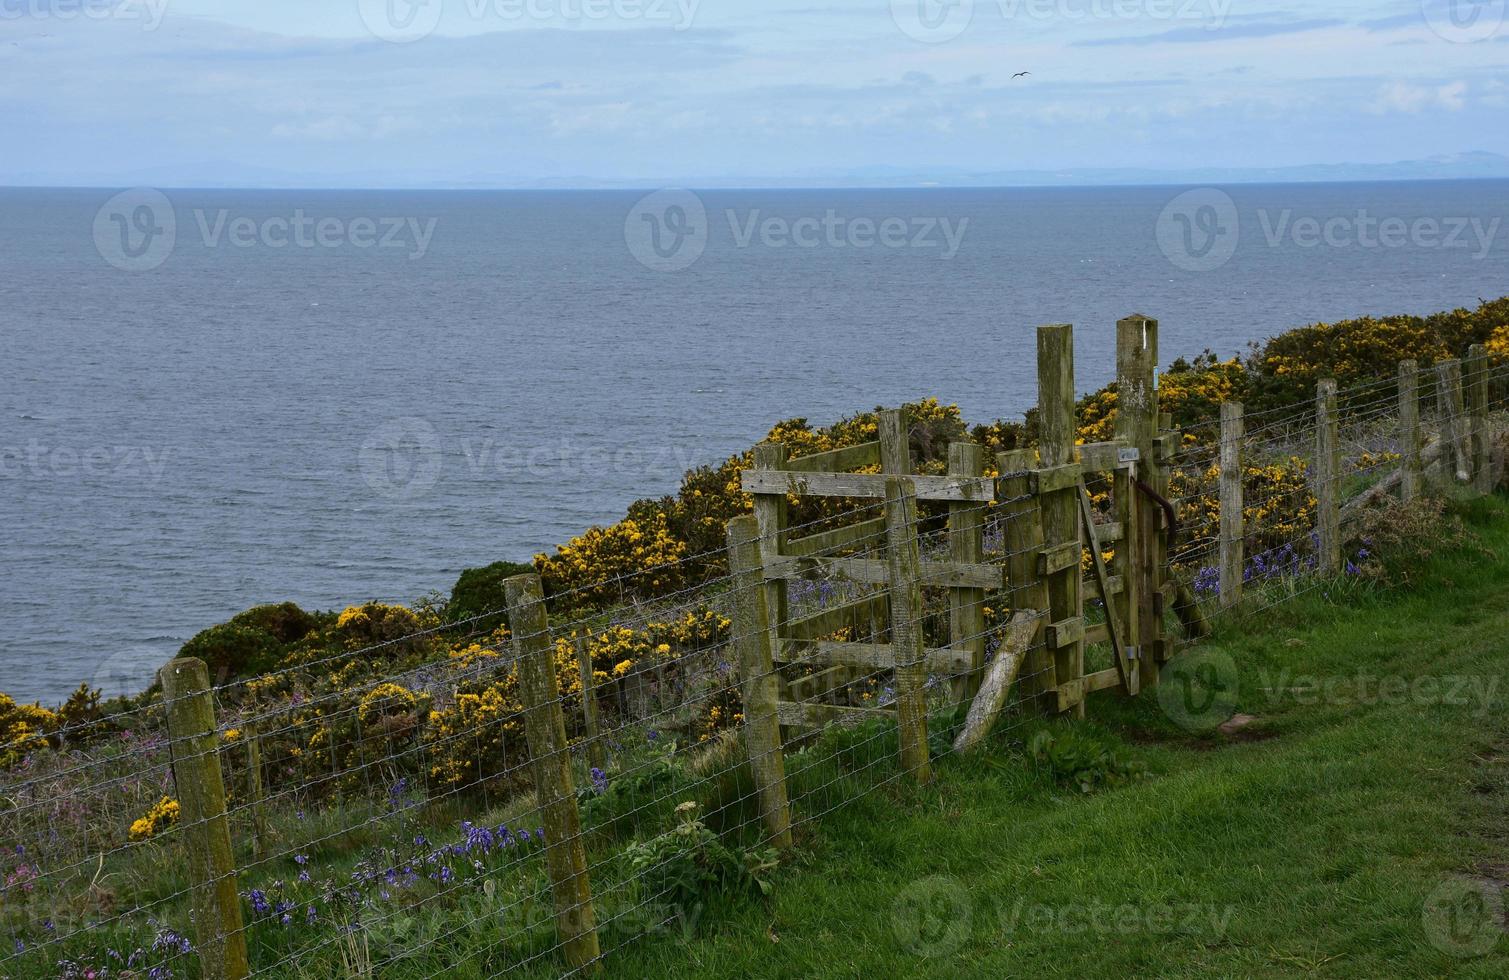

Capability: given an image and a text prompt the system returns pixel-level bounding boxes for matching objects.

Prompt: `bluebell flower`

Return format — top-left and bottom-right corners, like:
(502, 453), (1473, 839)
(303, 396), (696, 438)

(590, 767), (608, 794)
(248, 889), (270, 914)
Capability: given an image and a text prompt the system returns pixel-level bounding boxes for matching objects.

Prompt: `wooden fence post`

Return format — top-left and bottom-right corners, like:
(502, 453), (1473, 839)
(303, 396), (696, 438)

(752, 442), (791, 695)
(1399, 360), (1421, 502)
(1467, 344), (1492, 496)
(726, 516), (794, 848)
(504, 574), (601, 973)
(1437, 358), (1467, 483)
(948, 442), (987, 706)
(1000, 448), (1053, 712)
(574, 634), (607, 774)
(1219, 401), (1244, 608)
(1116, 314), (1159, 688)
(1038, 324), (1085, 717)
(878, 409), (932, 783)
(243, 721), (268, 860)
(1315, 380), (1341, 574)
(160, 658), (250, 980)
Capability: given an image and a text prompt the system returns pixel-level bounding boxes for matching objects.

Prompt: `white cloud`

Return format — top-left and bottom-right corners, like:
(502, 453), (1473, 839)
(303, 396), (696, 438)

(1368, 80), (1470, 114)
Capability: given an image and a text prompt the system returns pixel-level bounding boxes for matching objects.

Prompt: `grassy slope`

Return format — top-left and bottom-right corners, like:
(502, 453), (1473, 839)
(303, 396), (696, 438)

(598, 496), (1509, 978)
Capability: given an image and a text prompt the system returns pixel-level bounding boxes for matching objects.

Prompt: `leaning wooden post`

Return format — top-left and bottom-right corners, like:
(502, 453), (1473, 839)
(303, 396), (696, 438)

(726, 516), (794, 848)
(1315, 380), (1341, 574)
(1000, 448), (1053, 712)
(1038, 324), (1086, 717)
(1116, 314), (1159, 688)
(160, 658), (250, 980)
(947, 442), (987, 706)
(1467, 344), (1492, 496)
(243, 721), (268, 860)
(1399, 360), (1422, 502)
(574, 634), (607, 774)
(1437, 358), (1468, 482)
(504, 574), (600, 973)
(1218, 402), (1245, 608)
(878, 409), (932, 782)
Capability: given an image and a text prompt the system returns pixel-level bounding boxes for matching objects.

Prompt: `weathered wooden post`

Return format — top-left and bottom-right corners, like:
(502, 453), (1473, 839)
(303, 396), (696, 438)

(1218, 401), (1245, 608)
(1467, 344), (1492, 496)
(1315, 380), (1341, 573)
(1000, 448), (1053, 711)
(160, 658), (250, 980)
(573, 634), (607, 773)
(504, 574), (601, 973)
(1038, 325), (1086, 716)
(752, 442), (791, 690)
(878, 409), (932, 783)
(1116, 314), (1159, 687)
(1399, 360), (1422, 502)
(243, 721), (268, 860)
(948, 442), (987, 705)
(725, 516), (794, 848)
(1437, 358), (1468, 482)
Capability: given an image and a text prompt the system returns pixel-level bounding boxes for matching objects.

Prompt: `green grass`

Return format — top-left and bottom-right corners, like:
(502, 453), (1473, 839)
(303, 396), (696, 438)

(587, 494), (1509, 978)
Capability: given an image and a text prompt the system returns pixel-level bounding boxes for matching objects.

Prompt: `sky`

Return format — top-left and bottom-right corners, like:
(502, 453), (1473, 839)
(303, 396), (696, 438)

(1, 0), (1507, 185)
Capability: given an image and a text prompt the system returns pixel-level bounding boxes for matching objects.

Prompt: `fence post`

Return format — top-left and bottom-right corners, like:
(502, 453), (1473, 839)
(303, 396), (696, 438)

(243, 721), (268, 860)
(1399, 360), (1421, 502)
(726, 516), (794, 848)
(752, 442), (791, 696)
(1000, 448), (1053, 712)
(574, 634), (607, 774)
(1467, 344), (1492, 496)
(1038, 324), (1085, 716)
(878, 409), (932, 783)
(1437, 358), (1467, 482)
(504, 574), (601, 973)
(948, 442), (987, 705)
(1116, 314), (1159, 688)
(1219, 401), (1245, 608)
(160, 658), (250, 980)
(1315, 379), (1341, 574)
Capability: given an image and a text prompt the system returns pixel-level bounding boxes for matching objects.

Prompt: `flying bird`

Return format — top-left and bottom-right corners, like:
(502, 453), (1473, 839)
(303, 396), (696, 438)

(1012, 71), (1031, 79)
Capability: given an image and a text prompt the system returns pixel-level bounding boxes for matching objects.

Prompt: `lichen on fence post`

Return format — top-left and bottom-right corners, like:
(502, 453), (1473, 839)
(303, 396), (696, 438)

(1219, 401), (1245, 608)
(503, 574), (601, 973)
(160, 657), (250, 980)
(725, 515), (794, 848)
(1038, 324), (1086, 716)
(1399, 360), (1421, 502)
(1315, 379), (1341, 573)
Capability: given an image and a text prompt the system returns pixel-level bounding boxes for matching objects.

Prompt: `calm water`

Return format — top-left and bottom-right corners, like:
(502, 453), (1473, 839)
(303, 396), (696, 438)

(3, 182), (1507, 703)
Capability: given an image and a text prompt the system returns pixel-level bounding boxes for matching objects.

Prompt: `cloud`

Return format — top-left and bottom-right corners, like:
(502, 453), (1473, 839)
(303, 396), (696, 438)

(1072, 18), (1346, 46)
(1368, 80), (1470, 113)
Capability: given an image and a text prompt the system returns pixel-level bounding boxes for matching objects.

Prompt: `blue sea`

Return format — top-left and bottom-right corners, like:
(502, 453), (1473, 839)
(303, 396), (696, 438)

(3, 181), (1507, 703)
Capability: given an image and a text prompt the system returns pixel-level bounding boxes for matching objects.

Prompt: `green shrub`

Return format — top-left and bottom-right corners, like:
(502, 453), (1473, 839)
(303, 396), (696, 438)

(179, 622), (283, 683)
(622, 801), (778, 929)
(445, 560), (532, 632)
(229, 602), (319, 644)
(1026, 728), (1146, 794)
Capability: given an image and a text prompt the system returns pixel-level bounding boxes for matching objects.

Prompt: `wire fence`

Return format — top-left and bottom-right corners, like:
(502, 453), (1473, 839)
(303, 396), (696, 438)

(2, 340), (1505, 980)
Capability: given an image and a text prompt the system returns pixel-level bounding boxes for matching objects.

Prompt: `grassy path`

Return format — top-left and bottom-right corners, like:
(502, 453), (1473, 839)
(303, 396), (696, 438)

(599, 497), (1509, 978)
